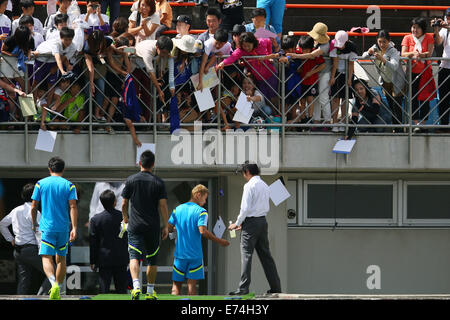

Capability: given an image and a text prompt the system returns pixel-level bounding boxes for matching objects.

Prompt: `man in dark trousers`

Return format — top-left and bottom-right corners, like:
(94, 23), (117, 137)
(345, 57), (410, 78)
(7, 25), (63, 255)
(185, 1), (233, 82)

(122, 150), (169, 300)
(228, 162), (282, 295)
(89, 189), (129, 294)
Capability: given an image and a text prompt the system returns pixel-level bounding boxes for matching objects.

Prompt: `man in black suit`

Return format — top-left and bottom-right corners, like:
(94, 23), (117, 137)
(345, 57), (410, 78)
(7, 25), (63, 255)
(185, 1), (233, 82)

(89, 189), (129, 294)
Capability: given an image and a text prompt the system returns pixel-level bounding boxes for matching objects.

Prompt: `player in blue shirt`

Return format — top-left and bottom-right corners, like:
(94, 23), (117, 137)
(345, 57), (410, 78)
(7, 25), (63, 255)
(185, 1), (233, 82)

(168, 184), (229, 296)
(31, 156), (78, 300)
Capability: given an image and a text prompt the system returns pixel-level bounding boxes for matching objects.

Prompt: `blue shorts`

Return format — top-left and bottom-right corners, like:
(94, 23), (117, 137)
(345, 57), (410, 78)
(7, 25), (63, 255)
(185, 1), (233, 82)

(40, 231), (70, 257)
(172, 258), (204, 282)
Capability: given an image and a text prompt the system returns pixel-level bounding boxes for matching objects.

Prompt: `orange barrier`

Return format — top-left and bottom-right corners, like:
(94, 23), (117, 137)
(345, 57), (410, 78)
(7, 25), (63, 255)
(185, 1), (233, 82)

(285, 4), (449, 11)
(33, 2), (449, 10)
(34, 1), (194, 6)
(287, 31), (411, 37)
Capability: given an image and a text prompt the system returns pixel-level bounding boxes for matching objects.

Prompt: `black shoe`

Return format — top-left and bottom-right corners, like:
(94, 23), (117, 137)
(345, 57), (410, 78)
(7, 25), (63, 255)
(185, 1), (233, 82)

(229, 289), (249, 296)
(266, 289), (281, 294)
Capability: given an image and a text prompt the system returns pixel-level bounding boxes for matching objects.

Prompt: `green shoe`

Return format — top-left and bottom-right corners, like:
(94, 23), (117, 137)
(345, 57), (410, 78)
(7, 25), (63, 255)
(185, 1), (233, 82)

(131, 289), (141, 300)
(145, 290), (158, 300)
(49, 283), (61, 300)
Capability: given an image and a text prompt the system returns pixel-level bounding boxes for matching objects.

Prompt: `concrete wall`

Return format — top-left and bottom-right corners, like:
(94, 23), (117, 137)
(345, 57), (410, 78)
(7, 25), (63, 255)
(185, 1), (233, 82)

(287, 228), (450, 294)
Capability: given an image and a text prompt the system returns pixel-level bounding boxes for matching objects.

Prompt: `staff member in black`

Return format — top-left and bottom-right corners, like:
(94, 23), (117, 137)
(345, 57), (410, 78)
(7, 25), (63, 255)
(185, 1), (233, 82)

(228, 162), (282, 295)
(122, 150), (169, 300)
(89, 189), (129, 294)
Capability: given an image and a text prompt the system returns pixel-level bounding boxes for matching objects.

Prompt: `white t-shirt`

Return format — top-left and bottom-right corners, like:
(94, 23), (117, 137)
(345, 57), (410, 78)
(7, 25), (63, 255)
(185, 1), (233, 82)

(12, 16), (45, 37)
(0, 14), (11, 34)
(36, 38), (77, 63)
(329, 47), (358, 72)
(204, 37), (232, 56)
(79, 12), (110, 29)
(129, 11), (160, 42)
(439, 28), (450, 69)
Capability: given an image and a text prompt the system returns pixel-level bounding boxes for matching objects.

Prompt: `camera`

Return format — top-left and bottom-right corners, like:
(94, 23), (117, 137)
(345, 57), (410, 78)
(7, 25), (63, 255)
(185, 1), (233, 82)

(432, 18), (443, 28)
(91, 4), (99, 10)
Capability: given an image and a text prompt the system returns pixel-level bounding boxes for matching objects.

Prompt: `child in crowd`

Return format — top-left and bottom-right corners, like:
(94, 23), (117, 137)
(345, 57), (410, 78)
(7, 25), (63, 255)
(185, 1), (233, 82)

(54, 77), (85, 133)
(103, 36), (132, 133)
(329, 30), (358, 132)
(173, 14), (191, 39)
(155, 0), (172, 38)
(44, 73), (71, 123)
(34, 82), (51, 130)
(217, 32), (278, 114)
(243, 75), (271, 120)
(297, 35), (325, 130)
(109, 16), (129, 38)
(0, 0), (11, 47)
(43, 0), (73, 37)
(244, 8), (280, 52)
(198, 28), (231, 91)
(45, 13), (68, 41)
(217, 82), (240, 130)
(80, 0), (110, 34)
(12, 0), (44, 36)
(33, 27), (76, 103)
(1, 25), (33, 91)
(128, 0), (160, 43)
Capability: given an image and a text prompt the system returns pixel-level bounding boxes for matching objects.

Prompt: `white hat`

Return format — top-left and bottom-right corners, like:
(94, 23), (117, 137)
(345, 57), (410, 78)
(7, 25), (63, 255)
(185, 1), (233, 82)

(172, 35), (196, 53)
(334, 30), (348, 48)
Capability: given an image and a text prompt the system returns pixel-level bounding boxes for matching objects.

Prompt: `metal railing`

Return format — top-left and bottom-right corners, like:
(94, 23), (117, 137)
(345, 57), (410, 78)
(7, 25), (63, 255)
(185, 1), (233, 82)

(1, 52), (449, 164)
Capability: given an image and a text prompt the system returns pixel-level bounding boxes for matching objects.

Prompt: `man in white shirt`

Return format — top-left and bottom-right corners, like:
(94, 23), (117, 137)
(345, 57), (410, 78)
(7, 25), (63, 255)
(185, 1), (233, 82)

(80, 0), (110, 34)
(228, 162), (281, 295)
(0, 183), (51, 295)
(11, 0), (44, 36)
(433, 8), (450, 132)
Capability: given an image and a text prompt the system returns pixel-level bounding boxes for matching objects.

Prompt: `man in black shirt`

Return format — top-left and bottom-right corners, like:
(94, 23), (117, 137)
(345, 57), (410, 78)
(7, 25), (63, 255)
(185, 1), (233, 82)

(216, 0), (244, 32)
(122, 150), (169, 300)
(89, 189), (129, 294)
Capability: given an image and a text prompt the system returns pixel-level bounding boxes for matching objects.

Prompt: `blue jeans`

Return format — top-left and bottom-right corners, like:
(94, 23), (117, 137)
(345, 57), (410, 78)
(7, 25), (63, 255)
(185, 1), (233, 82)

(256, 0), (285, 35)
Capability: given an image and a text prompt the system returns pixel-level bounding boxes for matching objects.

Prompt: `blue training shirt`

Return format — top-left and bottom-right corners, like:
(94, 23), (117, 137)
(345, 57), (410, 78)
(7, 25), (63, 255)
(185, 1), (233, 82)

(31, 176), (78, 233)
(169, 202), (208, 260)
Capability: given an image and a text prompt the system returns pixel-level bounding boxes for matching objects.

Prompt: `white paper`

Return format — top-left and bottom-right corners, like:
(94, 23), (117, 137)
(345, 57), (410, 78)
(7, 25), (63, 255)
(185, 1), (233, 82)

(332, 139), (356, 154)
(190, 67), (220, 89)
(35, 129), (57, 152)
(269, 179), (291, 206)
(235, 91), (253, 117)
(136, 143), (156, 165)
(233, 108), (254, 124)
(194, 89), (215, 112)
(254, 27), (277, 39)
(44, 106), (67, 119)
(213, 216), (226, 239)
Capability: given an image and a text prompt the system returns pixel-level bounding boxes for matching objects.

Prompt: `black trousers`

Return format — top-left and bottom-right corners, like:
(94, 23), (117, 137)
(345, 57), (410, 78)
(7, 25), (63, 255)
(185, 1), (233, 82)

(98, 266), (128, 294)
(438, 68), (450, 125)
(13, 245), (51, 295)
(238, 216), (281, 293)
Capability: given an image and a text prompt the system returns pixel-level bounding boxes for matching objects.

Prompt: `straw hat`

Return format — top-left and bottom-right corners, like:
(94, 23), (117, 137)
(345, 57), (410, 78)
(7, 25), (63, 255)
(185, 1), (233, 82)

(307, 22), (330, 44)
(172, 35), (196, 53)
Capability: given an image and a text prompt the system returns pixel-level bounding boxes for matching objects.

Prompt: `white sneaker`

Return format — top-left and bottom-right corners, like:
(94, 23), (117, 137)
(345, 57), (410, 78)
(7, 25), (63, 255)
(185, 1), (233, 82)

(338, 126), (345, 132)
(332, 127), (339, 133)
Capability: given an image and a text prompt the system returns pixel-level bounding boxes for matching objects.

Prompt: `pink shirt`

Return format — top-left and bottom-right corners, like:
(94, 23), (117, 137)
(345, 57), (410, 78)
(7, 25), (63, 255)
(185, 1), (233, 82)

(222, 38), (275, 81)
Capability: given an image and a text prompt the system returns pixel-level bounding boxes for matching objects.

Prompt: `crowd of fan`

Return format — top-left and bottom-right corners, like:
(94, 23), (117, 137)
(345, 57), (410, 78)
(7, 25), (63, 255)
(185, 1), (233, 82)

(0, 0), (449, 143)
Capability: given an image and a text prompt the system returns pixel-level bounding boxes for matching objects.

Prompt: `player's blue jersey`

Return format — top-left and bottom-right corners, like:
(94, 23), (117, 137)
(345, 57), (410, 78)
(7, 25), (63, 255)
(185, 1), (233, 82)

(32, 176), (77, 232)
(169, 202), (208, 260)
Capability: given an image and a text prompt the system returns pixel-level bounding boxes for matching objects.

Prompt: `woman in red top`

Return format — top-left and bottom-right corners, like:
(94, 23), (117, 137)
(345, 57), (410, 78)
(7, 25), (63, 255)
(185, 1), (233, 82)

(401, 17), (436, 132)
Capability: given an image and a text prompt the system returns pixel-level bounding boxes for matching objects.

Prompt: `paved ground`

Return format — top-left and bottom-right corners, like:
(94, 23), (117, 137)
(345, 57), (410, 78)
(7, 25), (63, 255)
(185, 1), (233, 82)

(2, 293), (450, 300)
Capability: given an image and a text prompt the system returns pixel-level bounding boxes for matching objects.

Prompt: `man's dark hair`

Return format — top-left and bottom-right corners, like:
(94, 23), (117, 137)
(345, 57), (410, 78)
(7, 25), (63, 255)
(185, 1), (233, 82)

(100, 189), (116, 211)
(156, 35), (173, 52)
(60, 26), (74, 39)
(21, 183), (35, 202)
(19, 15), (34, 26)
(140, 150), (155, 169)
(54, 13), (69, 26)
(251, 8), (266, 18)
(48, 156), (65, 173)
(205, 8), (222, 21)
(20, 0), (34, 9)
(241, 161), (260, 176)
(214, 28), (229, 43)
